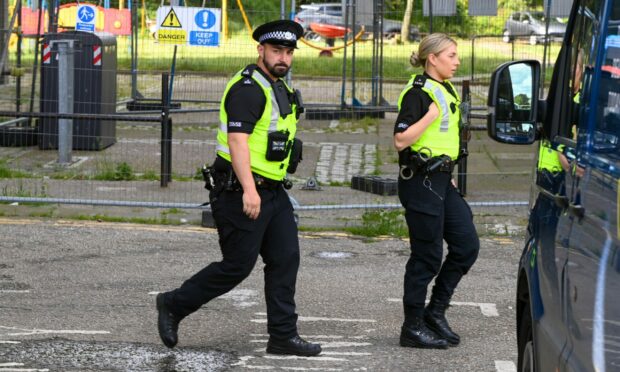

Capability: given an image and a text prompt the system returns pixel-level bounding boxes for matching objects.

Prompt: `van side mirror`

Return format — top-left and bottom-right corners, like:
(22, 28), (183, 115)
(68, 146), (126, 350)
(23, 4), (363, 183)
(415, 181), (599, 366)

(487, 60), (540, 144)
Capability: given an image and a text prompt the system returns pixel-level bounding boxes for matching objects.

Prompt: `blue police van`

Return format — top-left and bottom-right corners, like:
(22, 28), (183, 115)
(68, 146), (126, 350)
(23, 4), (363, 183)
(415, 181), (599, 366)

(486, 0), (620, 370)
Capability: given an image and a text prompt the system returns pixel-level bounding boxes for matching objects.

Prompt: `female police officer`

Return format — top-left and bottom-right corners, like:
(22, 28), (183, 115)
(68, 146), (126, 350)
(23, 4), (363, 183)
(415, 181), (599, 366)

(393, 33), (480, 349)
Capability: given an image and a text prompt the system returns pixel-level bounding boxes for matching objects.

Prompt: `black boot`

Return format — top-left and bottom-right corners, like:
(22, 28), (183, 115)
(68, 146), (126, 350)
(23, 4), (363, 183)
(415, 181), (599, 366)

(400, 318), (449, 349)
(156, 293), (181, 348)
(424, 300), (460, 346)
(266, 335), (322, 356)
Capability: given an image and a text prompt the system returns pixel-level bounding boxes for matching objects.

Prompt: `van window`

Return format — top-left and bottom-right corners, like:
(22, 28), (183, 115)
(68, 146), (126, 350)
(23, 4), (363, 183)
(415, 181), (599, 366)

(564, 0), (600, 140)
(594, 5), (620, 155)
(512, 13), (521, 21)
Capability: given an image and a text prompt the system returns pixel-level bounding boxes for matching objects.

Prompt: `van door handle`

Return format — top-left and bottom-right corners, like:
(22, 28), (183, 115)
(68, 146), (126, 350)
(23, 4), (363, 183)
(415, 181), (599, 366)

(568, 203), (585, 220)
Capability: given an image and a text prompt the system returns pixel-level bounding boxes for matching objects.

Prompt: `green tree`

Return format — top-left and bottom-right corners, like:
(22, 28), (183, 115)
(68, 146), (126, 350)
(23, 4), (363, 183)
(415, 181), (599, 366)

(514, 93), (531, 107)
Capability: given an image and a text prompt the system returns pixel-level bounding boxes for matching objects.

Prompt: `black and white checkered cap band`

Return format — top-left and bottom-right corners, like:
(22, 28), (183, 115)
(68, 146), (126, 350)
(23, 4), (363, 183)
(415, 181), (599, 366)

(259, 31), (297, 43)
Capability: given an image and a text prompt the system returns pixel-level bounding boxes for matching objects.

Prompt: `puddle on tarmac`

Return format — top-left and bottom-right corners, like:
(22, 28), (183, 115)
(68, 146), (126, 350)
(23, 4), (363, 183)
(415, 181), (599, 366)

(0, 339), (234, 371)
(312, 251), (356, 259)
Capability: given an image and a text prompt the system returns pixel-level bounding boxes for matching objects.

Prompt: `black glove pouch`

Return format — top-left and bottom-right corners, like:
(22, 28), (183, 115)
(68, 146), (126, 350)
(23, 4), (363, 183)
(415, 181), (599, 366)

(266, 130), (290, 161)
(287, 138), (303, 174)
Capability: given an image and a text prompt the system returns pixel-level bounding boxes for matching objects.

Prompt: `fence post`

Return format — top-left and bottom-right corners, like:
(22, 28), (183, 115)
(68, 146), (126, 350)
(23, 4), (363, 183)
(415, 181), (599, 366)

(161, 73), (172, 187)
(56, 40), (74, 165)
(458, 80), (470, 196)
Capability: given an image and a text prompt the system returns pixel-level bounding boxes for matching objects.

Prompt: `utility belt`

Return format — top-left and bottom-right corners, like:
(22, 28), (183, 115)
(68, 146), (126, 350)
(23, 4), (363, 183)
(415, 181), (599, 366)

(398, 147), (459, 180)
(201, 165), (292, 193)
(536, 168), (564, 192)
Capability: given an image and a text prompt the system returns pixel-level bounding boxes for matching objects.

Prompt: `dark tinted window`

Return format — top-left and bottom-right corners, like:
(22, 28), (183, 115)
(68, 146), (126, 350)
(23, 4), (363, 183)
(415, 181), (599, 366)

(512, 13), (520, 21)
(563, 0), (601, 140)
(593, 1), (620, 155)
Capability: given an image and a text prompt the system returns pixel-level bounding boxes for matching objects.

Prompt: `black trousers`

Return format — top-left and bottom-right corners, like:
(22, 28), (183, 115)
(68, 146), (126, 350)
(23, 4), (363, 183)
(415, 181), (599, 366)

(164, 185), (300, 340)
(398, 172), (479, 322)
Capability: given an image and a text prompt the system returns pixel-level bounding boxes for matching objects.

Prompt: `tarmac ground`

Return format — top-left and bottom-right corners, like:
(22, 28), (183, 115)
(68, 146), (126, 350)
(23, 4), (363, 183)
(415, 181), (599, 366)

(0, 218), (524, 371)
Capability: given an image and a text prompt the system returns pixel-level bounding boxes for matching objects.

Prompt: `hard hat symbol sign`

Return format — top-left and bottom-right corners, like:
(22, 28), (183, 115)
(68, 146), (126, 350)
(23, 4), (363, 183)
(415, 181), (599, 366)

(195, 10), (216, 30)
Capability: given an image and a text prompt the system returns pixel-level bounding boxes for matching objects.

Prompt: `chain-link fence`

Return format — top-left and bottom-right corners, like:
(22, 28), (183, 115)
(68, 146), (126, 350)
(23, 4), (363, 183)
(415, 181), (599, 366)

(0, 0), (565, 217)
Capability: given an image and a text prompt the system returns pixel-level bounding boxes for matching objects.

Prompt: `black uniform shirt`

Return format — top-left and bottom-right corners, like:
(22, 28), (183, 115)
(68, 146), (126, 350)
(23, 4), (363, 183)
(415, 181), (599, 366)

(394, 72), (458, 134)
(224, 66), (274, 134)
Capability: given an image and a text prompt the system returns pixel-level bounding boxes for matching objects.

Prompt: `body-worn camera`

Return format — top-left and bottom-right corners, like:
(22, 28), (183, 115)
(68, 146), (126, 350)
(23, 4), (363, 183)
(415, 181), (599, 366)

(266, 130), (290, 161)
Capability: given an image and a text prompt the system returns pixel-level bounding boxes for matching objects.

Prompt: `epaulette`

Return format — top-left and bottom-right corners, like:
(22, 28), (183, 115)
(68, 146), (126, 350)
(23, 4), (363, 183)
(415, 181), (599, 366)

(412, 75), (427, 88)
(241, 64), (258, 77)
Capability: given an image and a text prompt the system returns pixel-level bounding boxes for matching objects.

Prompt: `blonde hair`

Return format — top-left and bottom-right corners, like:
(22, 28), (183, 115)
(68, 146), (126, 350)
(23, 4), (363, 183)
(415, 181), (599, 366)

(410, 33), (457, 68)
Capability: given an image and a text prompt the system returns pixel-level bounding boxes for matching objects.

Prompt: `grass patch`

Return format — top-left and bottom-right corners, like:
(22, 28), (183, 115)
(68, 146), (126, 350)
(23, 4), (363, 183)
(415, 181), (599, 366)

(75, 214), (184, 225)
(346, 209), (408, 238)
(29, 210), (55, 218)
(1, 180), (49, 206)
(93, 161), (136, 181)
(162, 208), (185, 216)
(297, 226), (342, 233)
(0, 160), (30, 179)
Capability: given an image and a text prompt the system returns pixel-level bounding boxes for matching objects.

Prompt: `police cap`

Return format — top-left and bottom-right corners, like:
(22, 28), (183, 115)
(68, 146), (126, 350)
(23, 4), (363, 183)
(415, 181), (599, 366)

(252, 20), (304, 49)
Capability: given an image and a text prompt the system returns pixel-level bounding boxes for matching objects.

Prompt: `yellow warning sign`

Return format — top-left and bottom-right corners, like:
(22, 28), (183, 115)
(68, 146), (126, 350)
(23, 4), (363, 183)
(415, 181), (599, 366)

(160, 8), (182, 28)
(157, 29), (187, 44)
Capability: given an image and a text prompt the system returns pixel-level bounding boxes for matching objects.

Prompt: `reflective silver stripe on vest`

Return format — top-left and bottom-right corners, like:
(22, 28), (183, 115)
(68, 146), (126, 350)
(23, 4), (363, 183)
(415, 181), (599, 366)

(217, 120), (229, 154)
(423, 80), (450, 132)
(251, 70), (280, 133)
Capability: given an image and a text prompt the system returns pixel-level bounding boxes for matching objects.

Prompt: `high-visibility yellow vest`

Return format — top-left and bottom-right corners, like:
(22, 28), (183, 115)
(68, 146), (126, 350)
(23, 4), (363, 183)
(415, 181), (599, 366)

(397, 74), (461, 160)
(537, 140), (563, 173)
(217, 66), (298, 181)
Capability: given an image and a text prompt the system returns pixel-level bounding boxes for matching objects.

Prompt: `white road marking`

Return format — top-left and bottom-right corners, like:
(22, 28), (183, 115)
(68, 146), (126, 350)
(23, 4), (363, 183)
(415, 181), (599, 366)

(0, 325), (109, 337)
(319, 342), (373, 348)
(250, 334), (356, 339)
(263, 356), (348, 362)
(0, 290), (30, 294)
(0, 364), (24, 367)
(219, 289), (259, 308)
(495, 360), (517, 372)
(0, 368), (49, 372)
(386, 298), (499, 317)
(252, 314), (375, 323)
(231, 356), (274, 369)
(0, 341), (20, 344)
(280, 368), (343, 371)
(252, 340), (370, 347)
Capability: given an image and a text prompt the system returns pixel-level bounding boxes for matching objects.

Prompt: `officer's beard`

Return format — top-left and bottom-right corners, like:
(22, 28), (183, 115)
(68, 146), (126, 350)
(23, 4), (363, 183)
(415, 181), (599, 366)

(263, 59), (290, 78)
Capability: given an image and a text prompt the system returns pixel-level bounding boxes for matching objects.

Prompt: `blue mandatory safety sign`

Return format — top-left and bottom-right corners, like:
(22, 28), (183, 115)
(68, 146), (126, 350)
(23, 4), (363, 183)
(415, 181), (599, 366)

(76, 5), (96, 32)
(78, 6), (95, 22)
(189, 31), (219, 46)
(194, 10), (216, 30)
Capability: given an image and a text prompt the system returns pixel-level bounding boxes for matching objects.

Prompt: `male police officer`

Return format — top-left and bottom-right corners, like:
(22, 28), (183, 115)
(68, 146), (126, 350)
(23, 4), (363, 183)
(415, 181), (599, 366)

(156, 20), (321, 357)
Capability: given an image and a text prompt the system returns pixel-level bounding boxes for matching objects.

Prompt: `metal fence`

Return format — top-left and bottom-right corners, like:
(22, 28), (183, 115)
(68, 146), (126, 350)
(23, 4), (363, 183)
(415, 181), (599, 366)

(0, 1), (562, 213)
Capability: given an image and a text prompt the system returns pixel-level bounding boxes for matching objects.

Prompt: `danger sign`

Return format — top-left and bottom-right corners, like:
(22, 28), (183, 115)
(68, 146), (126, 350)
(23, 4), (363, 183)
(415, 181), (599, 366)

(155, 6), (220, 47)
(160, 8), (182, 28)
